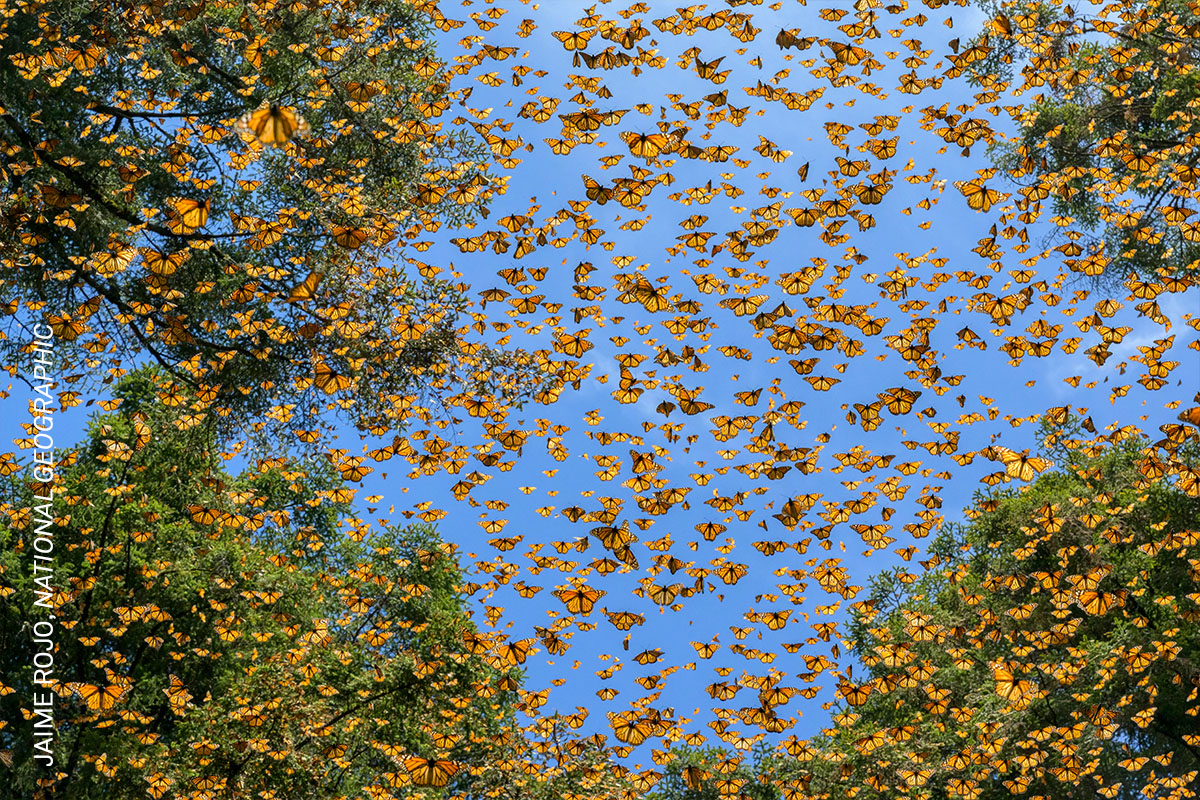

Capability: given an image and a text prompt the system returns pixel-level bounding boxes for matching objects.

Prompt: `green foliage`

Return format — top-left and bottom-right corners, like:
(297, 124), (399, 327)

(0, 372), (517, 798)
(0, 0), (535, 432)
(972, 0), (1200, 288)
(646, 745), (780, 800)
(781, 434), (1200, 799)
(475, 733), (637, 800)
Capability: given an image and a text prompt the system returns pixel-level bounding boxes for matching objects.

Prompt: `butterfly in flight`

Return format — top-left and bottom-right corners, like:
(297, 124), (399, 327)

(237, 102), (311, 146)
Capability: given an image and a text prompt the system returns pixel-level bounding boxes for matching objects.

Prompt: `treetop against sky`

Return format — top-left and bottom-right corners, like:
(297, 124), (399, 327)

(1, 0), (1198, 796)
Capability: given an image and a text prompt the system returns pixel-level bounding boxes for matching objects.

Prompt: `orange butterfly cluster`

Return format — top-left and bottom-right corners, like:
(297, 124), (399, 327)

(3, 0), (1198, 795)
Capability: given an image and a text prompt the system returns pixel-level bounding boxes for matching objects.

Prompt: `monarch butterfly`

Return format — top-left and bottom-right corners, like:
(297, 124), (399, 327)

(537, 627), (568, 655)
(313, 362), (352, 394)
(867, 137), (899, 159)
(138, 248), (188, 279)
(237, 102), (310, 146)
(429, 732), (461, 750)
(806, 375), (840, 391)
(1120, 150), (1157, 172)
(492, 638), (535, 665)
(286, 271), (324, 303)
(551, 29), (592, 49)
(556, 331), (593, 356)
(554, 586), (604, 614)
(1178, 406), (1200, 426)
(187, 504), (221, 525)
(1002, 450), (1052, 481)
(164, 675), (192, 714)
(720, 294), (768, 316)
(680, 765), (708, 790)
(622, 131), (671, 159)
(592, 522), (635, 550)
(46, 314), (87, 341)
(646, 582), (681, 605)
(954, 180), (1005, 211)
(627, 280), (673, 312)
(581, 175), (614, 204)
(633, 648), (664, 665)
(331, 226), (370, 250)
(65, 45), (104, 72)
(343, 81), (381, 111)
(544, 137), (577, 155)
(1078, 589), (1126, 615)
(854, 183), (888, 205)
(878, 387), (921, 415)
(693, 56), (730, 83)
(168, 198), (209, 233)
(835, 156), (868, 177)
(605, 610), (644, 630)
(703, 144), (737, 162)
(992, 661), (1035, 703)
(820, 197), (853, 217)
(609, 714), (654, 745)
(486, 535), (523, 553)
(836, 679), (872, 706)
(338, 459), (371, 482)
(144, 772), (171, 799)
(715, 562), (747, 585)
(75, 682), (127, 710)
(404, 757), (459, 787)
(829, 41), (868, 64)
(91, 246), (137, 276)
(758, 611), (791, 630)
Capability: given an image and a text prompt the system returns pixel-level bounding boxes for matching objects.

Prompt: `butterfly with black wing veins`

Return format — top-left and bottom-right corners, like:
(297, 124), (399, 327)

(237, 102), (311, 146)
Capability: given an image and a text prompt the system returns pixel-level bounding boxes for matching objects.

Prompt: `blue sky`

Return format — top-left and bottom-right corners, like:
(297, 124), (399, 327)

(5, 0), (1197, 774)
(323, 0), (1199, 767)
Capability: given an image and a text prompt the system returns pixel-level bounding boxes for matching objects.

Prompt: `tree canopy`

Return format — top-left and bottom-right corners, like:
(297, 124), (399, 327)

(774, 426), (1200, 800)
(0, 0), (541, 432)
(971, 0), (1200, 285)
(1, 371), (524, 798)
(2, 0), (1198, 796)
